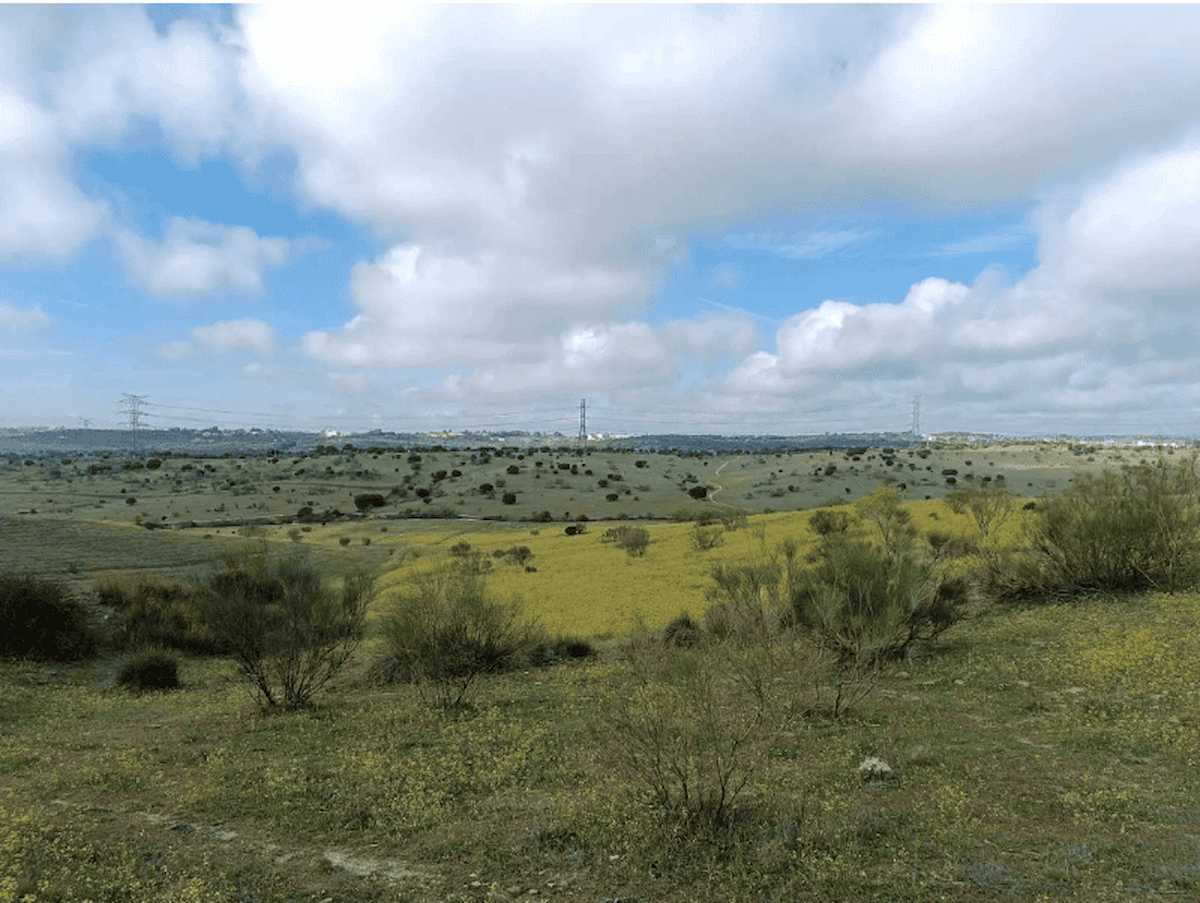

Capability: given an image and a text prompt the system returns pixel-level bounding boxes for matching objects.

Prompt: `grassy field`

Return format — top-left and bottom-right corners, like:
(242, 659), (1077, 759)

(3, 445), (1198, 900)
(0, 441), (1160, 528)
(2, 586), (1198, 901)
(261, 500), (985, 636)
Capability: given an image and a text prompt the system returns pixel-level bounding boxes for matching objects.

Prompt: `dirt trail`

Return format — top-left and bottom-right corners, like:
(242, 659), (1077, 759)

(49, 797), (433, 891)
(706, 459), (744, 512)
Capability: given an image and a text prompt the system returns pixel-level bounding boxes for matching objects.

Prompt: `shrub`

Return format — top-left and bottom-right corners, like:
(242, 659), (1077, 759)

(945, 487), (1015, 543)
(720, 510), (748, 531)
(704, 555), (791, 643)
(338, 536), (352, 547)
(601, 525), (650, 557)
(809, 508), (850, 537)
(525, 634), (596, 666)
(117, 648), (181, 692)
(191, 549), (373, 709)
(990, 458), (1200, 598)
(0, 573), (96, 661)
(690, 523), (725, 551)
(687, 485), (709, 500)
(501, 492), (517, 505)
(353, 493), (386, 512)
(101, 577), (221, 655)
(790, 532), (967, 664)
(376, 562), (540, 707)
(603, 637), (776, 831)
(661, 611), (703, 648)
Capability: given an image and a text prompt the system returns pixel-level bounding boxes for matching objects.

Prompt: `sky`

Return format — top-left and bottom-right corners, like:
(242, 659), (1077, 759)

(1, 4), (1199, 437)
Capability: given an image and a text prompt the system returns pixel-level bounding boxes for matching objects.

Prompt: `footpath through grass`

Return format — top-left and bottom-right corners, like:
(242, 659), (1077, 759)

(3, 588), (1199, 901)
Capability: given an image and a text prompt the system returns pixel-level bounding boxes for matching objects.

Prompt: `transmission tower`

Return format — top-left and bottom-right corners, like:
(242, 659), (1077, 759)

(577, 398), (587, 450)
(911, 395), (921, 440)
(118, 394), (149, 443)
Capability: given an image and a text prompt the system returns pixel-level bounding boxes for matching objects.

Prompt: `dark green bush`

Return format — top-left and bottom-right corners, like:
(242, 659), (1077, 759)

(661, 611), (703, 648)
(525, 634), (596, 666)
(99, 577), (222, 655)
(0, 573), (96, 661)
(117, 648), (181, 692)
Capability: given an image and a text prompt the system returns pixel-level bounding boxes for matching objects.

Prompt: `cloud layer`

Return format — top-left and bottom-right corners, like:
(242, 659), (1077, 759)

(4, 6), (1200, 431)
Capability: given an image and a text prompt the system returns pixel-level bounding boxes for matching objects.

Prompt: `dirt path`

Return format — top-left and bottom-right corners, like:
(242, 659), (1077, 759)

(706, 459), (744, 512)
(49, 797), (434, 892)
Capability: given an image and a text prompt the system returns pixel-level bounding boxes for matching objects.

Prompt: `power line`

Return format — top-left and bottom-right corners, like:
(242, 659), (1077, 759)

(117, 394), (149, 438)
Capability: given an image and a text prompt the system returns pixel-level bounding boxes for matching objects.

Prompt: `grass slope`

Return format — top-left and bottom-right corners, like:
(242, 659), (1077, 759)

(2, 591), (1198, 901)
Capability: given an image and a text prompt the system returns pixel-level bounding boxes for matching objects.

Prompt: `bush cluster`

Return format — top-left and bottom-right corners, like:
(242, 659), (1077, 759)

(0, 574), (96, 661)
(983, 457), (1200, 599)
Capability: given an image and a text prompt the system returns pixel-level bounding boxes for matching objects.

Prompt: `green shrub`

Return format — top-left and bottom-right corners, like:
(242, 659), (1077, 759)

(376, 562), (541, 707)
(989, 458), (1200, 598)
(690, 523), (725, 551)
(661, 611), (703, 648)
(600, 525), (650, 558)
(117, 648), (181, 692)
(0, 573), (96, 661)
(809, 508), (850, 537)
(945, 487), (1015, 543)
(191, 549), (373, 710)
(525, 634), (596, 666)
(353, 493), (386, 512)
(101, 577), (222, 655)
(790, 533), (966, 664)
(603, 637), (777, 831)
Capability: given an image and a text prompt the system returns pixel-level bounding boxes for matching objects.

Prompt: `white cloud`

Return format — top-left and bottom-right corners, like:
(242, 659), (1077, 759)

(0, 9), (237, 258)
(302, 244), (652, 368)
(6, 6), (1200, 429)
(0, 302), (50, 330)
(115, 218), (296, 297)
(726, 228), (877, 260)
(930, 227), (1031, 258)
(191, 318), (276, 355)
(722, 141), (1200, 430)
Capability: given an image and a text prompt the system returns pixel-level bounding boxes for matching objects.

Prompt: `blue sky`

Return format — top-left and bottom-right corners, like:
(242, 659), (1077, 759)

(2, 5), (1199, 436)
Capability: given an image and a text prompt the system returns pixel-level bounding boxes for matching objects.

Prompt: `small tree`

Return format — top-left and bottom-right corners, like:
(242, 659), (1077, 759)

(192, 549), (373, 710)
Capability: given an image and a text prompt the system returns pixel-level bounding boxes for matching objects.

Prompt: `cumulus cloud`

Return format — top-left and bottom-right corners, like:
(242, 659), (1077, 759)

(115, 219), (297, 297)
(0, 8), (237, 258)
(192, 318), (276, 355)
(302, 244), (652, 368)
(161, 318), (276, 361)
(6, 5), (1200, 429)
(721, 141), (1200, 431)
(0, 302), (50, 330)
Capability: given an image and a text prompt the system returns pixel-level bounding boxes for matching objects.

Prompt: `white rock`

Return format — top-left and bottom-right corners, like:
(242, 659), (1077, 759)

(858, 756), (895, 781)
